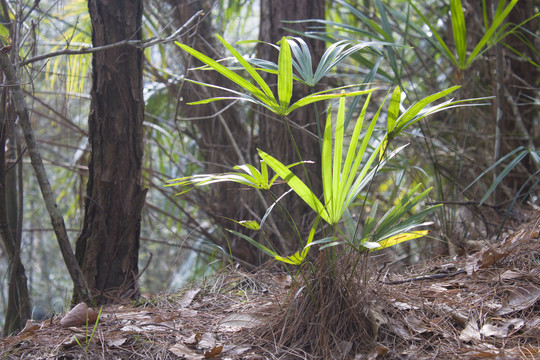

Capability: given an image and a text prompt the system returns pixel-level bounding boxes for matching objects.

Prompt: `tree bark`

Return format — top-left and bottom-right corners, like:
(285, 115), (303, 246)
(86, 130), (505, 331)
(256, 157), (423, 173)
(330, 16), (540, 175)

(257, 0), (326, 245)
(0, 89), (30, 335)
(75, 0), (147, 304)
(170, 0), (267, 265)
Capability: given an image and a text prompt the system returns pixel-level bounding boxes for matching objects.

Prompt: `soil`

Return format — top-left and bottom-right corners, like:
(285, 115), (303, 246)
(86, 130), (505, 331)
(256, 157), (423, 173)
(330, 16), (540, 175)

(1, 212), (539, 359)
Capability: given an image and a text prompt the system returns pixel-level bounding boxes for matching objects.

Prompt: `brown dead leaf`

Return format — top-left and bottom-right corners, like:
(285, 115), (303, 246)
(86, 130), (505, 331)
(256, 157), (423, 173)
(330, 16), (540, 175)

(184, 332), (203, 346)
(480, 318), (524, 338)
(120, 325), (143, 332)
(222, 345), (251, 355)
(62, 333), (88, 349)
(366, 302), (387, 338)
(465, 347), (539, 359)
(19, 320), (39, 334)
(392, 301), (418, 310)
(459, 320), (481, 342)
(179, 288), (200, 308)
(404, 315), (431, 335)
(466, 246), (507, 275)
(524, 317), (540, 338)
(60, 302), (99, 328)
(204, 345), (223, 358)
(493, 269), (523, 281)
(197, 332), (216, 350)
(437, 304), (468, 327)
(168, 343), (202, 360)
(218, 313), (264, 331)
(496, 285), (540, 315)
(106, 337), (128, 347)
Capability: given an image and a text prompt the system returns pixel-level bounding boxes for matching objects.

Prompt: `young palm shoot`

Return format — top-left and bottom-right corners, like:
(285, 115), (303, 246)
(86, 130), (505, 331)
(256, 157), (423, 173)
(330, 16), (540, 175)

(175, 35), (375, 115)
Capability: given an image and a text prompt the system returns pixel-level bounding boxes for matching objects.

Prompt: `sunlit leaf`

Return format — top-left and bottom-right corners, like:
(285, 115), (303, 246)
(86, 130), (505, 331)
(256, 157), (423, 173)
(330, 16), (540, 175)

(375, 230), (429, 250)
(277, 37), (293, 111)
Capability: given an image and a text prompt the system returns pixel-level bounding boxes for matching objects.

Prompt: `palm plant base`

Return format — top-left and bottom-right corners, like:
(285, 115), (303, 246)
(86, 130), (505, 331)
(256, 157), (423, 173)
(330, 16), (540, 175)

(259, 252), (383, 359)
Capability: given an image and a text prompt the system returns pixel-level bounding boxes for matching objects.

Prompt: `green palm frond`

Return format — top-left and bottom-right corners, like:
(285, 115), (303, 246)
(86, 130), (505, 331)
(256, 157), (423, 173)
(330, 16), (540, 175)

(176, 35), (377, 115)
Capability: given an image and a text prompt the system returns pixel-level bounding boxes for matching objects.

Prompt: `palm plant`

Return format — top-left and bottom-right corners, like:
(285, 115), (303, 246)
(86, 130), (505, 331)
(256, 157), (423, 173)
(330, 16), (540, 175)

(170, 34), (487, 267)
(298, 0), (539, 256)
(170, 32), (489, 356)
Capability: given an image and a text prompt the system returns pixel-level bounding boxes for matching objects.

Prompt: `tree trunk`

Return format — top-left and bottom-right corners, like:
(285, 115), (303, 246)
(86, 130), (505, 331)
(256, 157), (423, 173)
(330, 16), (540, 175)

(501, 0), (539, 188)
(0, 90), (30, 335)
(170, 0), (265, 266)
(75, 0), (147, 304)
(257, 0), (326, 245)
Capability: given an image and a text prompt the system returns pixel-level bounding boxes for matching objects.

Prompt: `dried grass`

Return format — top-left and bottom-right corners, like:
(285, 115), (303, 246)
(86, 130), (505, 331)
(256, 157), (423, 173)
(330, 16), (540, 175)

(257, 253), (378, 359)
(1, 213), (539, 359)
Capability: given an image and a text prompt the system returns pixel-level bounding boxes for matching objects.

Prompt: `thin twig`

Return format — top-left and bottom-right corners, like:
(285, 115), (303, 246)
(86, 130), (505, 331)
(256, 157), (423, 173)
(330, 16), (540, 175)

(18, 10), (204, 66)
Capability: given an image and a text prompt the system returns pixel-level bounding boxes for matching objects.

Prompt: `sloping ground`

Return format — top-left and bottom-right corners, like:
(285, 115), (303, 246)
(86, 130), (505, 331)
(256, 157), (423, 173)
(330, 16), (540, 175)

(374, 211), (540, 359)
(1, 213), (539, 359)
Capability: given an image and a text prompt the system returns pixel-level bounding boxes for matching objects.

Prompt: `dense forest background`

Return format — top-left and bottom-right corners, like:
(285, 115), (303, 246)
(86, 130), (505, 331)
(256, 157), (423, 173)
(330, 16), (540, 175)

(0, 0), (538, 336)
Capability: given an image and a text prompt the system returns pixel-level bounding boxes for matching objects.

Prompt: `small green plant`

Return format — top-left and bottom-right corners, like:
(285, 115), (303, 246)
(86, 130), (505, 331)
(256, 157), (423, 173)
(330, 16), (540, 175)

(74, 306), (103, 355)
(170, 34), (486, 356)
(175, 35), (378, 115)
(170, 84), (482, 264)
(407, 0), (535, 72)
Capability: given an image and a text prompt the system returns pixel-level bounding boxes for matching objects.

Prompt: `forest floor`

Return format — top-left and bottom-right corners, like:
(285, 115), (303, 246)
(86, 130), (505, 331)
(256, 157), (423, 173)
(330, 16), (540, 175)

(1, 212), (539, 359)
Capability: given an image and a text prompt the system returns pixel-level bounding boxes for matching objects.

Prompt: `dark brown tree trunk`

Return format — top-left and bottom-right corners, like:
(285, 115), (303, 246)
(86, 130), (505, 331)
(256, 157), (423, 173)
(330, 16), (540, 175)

(170, 0), (263, 266)
(169, 0), (325, 266)
(0, 90), (30, 335)
(257, 0), (326, 244)
(75, 0), (147, 304)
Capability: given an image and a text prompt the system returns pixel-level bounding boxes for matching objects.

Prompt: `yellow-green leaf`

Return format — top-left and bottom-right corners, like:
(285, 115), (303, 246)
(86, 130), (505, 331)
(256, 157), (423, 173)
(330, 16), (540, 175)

(374, 230), (428, 251)
(277, 37), (293, 112)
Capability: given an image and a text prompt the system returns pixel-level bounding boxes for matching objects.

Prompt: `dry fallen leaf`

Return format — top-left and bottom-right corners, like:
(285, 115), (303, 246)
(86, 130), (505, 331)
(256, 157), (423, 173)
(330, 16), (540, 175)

(480, 318), (524, 338)
(19, 320), (40, 334)
(218, 313), (264, 331)
(221, 345), (251, 355)
(179, 288), (201, 308)
(496, 285), (540, 315)
(459, 319), (481, 342)
(62, 333), (88, 349)
(168, 343), (203, 360)
(493, 269), (523, 281)
(366, 302), (387, 338)
(197, 332), (216, 350)
(466, 246), (507, 275)
(106, 337), (128, 347)
(204, 345), (223, 358)
(185, 332), (203, 346)
(60, 302), (99, 328)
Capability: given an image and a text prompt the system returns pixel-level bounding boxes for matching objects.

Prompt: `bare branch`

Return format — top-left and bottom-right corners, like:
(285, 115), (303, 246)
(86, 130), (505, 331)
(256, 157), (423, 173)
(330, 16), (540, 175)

(19, 10), (204, 66)
(0, 51), (92, 302)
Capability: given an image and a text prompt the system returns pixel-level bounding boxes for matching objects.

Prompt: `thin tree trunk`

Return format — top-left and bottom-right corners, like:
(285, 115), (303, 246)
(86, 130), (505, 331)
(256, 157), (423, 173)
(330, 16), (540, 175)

(0, 89), (30, 335)
(75, 0), (147, 304)
(501, 0), (539, 184)
(0, 52), (92, 304)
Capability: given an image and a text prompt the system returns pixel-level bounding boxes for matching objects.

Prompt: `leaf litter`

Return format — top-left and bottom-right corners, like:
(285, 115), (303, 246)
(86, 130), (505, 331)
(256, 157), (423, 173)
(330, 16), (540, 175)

(1, 213), (539, 359)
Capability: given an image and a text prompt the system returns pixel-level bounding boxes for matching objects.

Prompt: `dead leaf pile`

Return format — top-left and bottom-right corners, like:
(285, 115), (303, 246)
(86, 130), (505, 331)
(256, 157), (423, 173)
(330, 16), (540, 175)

(0, 214), (538, 359)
